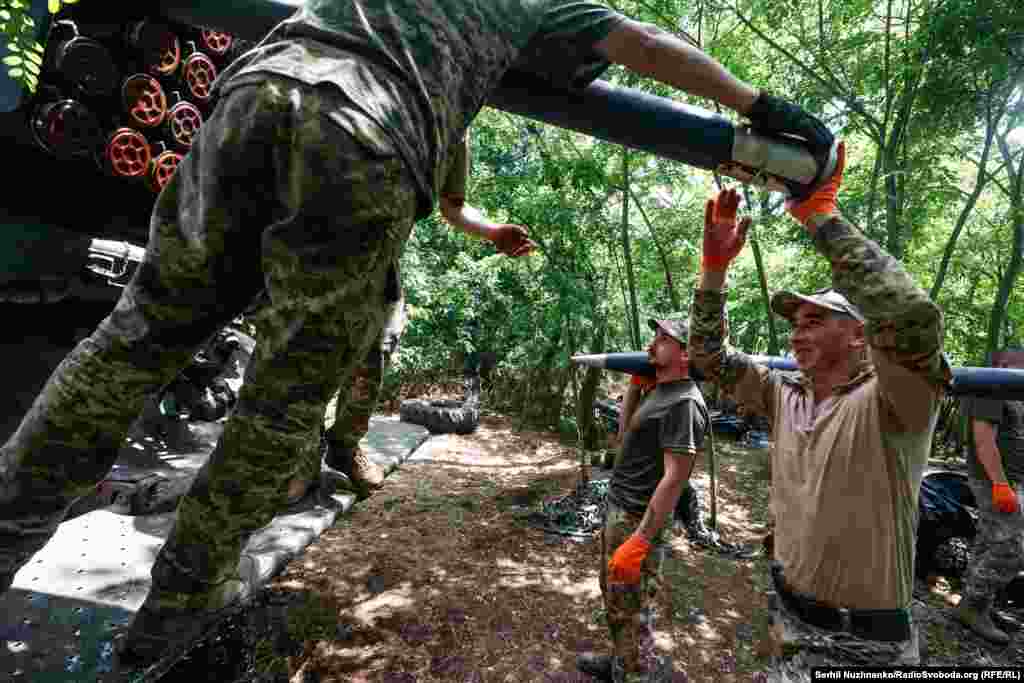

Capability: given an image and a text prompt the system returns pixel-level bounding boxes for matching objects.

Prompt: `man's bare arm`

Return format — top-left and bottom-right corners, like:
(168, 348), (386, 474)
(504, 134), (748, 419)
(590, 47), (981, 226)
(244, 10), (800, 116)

(972, 419), (1010, 484)
(636, 450), (694, 540)
(594, 20), (757, 114)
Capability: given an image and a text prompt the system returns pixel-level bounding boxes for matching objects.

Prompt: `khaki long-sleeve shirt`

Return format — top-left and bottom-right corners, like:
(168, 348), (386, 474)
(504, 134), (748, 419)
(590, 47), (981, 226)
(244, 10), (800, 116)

(689, 216), (951, 610)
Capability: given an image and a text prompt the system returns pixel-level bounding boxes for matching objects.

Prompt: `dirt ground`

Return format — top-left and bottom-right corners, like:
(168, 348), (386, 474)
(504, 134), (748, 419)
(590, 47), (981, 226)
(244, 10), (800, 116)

(237, 412), (1022, 682)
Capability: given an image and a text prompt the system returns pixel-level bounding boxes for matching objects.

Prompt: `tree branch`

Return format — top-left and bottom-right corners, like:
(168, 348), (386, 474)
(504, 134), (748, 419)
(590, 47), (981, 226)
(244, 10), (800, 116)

(724, 1), (884, 139)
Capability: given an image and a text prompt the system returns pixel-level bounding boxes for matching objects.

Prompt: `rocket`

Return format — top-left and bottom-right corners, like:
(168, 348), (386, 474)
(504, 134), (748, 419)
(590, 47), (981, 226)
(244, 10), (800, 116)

(571, 352), (1024, 400)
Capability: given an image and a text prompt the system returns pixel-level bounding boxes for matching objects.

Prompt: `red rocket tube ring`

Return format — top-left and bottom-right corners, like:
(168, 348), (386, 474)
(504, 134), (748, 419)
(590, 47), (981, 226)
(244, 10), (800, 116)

(199, 29), (233, 56)
(105, 127), (152, 178)
(122, 74), (168, 128)
(182, 52), (217, 102)
(167, 100), (203, 150)
(148, 150), (184, 193)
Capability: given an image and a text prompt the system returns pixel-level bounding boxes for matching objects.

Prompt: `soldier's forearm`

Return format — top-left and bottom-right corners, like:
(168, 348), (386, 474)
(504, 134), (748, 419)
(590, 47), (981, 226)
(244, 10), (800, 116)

(973, 420), (1009, 484)
(637, 470), (688, 540)
(814, 215), (941, 340)
(439, 199), (497, 240)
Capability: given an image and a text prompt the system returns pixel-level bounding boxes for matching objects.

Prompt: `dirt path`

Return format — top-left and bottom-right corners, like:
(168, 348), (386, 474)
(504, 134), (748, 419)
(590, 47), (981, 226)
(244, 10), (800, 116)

(241, 413), (1021, 682)
(241, 414), (773, 682)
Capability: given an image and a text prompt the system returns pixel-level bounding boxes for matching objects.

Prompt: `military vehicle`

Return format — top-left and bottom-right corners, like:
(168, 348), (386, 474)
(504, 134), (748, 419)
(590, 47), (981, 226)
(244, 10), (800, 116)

(0, 1), (260, 440)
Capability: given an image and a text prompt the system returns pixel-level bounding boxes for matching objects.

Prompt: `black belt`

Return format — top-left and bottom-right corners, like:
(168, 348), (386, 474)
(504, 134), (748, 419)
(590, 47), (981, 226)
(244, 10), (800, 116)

(770, 563), (911, 642)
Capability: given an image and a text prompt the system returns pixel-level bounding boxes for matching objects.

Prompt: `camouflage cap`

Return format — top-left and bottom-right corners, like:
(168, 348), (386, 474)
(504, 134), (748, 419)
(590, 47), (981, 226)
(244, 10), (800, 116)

(648, 314), (690, 346)
(770, 287), (864, 323)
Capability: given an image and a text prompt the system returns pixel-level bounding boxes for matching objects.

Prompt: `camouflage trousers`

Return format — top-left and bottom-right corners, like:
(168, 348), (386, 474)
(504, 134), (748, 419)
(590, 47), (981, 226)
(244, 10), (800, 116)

(320, 294), (406, 456)
(0, 76), (417, 610)
(963, 478), (1024, 601)
(600, 501), (667, 682)
(757, 591), (919, 682)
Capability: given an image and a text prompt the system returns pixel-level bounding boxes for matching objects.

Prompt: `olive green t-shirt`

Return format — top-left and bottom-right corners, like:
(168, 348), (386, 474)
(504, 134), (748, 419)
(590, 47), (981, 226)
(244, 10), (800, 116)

(962, 396), (1024, 484)
(609, 380), (708, 516)
(215, 0), (625, 218)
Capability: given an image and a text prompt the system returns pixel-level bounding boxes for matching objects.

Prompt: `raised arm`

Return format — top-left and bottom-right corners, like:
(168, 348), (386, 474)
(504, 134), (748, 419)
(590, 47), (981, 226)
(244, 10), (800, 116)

(786, 143), (950, 430)
(689, 189), (779, 418)
(593, 20), (833, 161)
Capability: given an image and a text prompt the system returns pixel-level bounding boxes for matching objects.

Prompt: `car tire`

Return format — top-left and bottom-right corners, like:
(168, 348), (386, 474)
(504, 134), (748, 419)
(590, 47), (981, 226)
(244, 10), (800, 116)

(399, 398), (480, 434)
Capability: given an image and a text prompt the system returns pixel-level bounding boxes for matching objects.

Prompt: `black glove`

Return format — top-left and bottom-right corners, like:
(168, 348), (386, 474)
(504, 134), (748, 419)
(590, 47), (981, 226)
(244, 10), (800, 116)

(746, 91), (834, 152)
(746, 91), (836, 199)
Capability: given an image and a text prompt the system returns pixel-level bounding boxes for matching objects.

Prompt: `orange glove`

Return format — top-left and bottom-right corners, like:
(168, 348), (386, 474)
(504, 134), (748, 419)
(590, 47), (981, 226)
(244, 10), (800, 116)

(786, 141), (846, 225)
(992, 482), (1020, 514)
(702, 188), (751, 271)
(489, 224), (537, 258)
(608, 533), (652, 585)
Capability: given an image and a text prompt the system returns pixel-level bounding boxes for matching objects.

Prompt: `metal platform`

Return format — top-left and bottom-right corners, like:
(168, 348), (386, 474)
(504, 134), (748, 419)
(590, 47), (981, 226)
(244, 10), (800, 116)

(0, 415), (429, 682)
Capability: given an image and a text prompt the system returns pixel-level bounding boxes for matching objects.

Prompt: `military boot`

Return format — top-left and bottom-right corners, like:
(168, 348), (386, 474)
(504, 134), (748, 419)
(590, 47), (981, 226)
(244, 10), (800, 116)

(956, 596), (1010, 644)
(325, 444), (384, 500)
(575, 652), (614, 681)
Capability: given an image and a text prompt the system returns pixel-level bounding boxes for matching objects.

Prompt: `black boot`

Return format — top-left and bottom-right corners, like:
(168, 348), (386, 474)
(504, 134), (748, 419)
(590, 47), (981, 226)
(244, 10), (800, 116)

(576, 652), (614, 681)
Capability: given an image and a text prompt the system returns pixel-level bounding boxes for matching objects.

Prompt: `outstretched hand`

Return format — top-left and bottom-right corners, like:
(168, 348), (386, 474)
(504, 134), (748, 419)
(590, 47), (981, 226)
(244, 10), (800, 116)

(490, 224), (537, 258)
(702, 188), (751, 272)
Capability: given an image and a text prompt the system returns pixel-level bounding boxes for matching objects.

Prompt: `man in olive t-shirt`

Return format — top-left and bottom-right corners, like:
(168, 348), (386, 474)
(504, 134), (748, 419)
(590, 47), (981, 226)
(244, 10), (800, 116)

(578, 316), (709, 682)
(957, 348), (1024, 644)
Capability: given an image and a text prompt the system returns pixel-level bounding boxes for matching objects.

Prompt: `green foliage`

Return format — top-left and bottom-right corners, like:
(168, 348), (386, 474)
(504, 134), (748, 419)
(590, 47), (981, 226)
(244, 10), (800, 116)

(389, 0), (1022, 419)
(0, 0), (47, 94)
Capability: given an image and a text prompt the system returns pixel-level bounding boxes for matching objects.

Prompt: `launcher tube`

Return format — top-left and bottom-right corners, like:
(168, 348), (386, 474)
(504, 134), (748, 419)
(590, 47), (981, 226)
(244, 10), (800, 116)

(571, 352), (1024, 401)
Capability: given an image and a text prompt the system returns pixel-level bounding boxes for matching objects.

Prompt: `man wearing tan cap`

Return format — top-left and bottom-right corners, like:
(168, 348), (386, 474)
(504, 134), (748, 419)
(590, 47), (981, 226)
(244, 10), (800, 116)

(689, 143), (951, 679)
(578, 315), (709, 682)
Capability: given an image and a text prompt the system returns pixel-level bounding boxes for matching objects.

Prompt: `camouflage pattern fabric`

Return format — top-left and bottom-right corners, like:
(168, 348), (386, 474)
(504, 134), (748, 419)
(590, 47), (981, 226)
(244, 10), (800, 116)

(322, 295), (406, 454)
(756, 593), (919, 682)
(962, 478), (1024, 601)
(600, 501), (667, 682)
(0, 77), (417, 611)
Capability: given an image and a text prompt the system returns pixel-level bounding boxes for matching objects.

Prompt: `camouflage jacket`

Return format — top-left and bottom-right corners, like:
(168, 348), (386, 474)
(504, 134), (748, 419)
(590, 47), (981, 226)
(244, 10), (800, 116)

(689, 215), (951, 610)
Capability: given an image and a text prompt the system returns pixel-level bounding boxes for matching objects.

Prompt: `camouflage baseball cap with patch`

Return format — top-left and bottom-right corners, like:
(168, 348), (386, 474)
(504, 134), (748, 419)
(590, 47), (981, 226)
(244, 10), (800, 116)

(770, 287), (864, 322)
(648, 314), (690, 346)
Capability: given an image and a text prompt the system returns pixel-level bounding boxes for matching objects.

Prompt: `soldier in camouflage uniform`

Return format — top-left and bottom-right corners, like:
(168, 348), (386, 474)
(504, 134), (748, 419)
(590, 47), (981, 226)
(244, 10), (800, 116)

(302, 137), (536, 502)
(578, 316), (709, 683)
(956, 348), (1024, 644)
(689, 145), (951, 680)
(0, 0), (832, 668)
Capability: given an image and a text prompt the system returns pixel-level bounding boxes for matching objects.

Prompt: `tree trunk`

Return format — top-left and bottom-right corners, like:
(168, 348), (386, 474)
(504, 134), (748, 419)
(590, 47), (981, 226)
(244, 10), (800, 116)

(751, 227), (779, 355)
(620, 147), (641, 349)
(578, 317), (608, 451)
(632, 194), (681, 310)
(930, 98), (1001, 300)
(747, 189), (780, 355)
